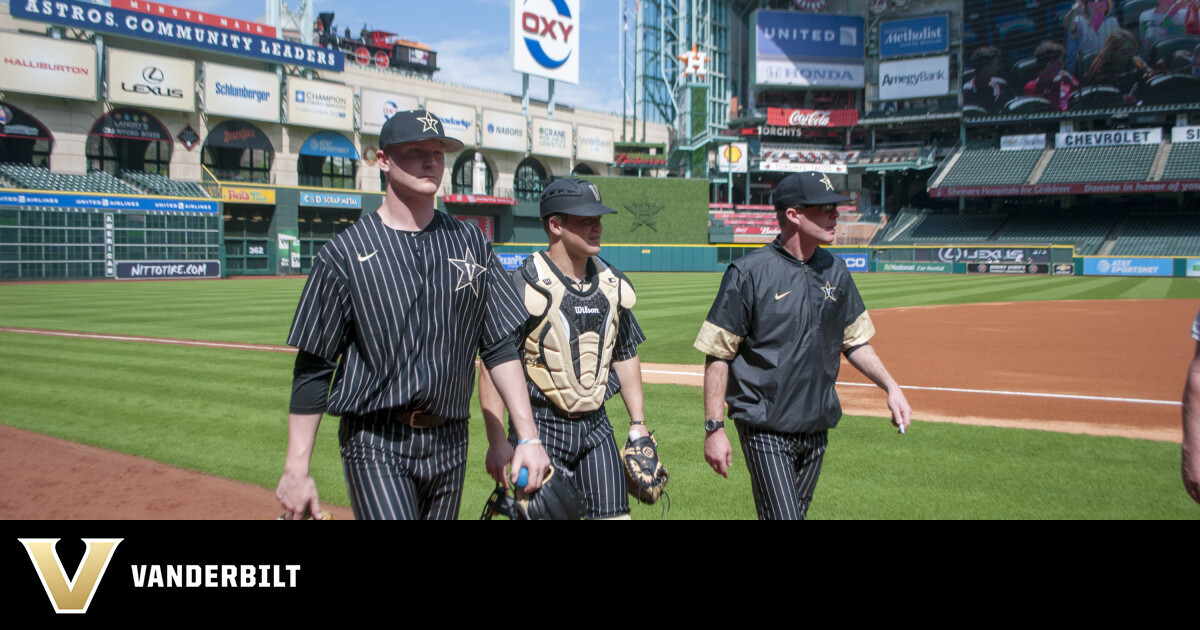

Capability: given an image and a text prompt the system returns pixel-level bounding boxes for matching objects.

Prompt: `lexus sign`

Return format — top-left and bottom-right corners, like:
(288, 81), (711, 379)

(512, 0), (580, 84)
(108, 48), (196, 112)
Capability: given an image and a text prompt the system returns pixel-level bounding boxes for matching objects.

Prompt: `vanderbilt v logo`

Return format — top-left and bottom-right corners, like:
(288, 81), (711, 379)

(19, 538), (123, 614)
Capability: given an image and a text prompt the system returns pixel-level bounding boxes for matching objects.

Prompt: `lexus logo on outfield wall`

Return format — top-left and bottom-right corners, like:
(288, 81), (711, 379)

(512, 0), (579, 84)
(142, 66), (163, 83)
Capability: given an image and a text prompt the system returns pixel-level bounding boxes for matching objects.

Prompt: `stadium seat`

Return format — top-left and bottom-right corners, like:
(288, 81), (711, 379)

(1005, 96), (1054, 113)
(1152, 35), (1200, 69)
(1069, 85), (1125, 108)
(1013, 57), (1040, 89)
(1121, 0), (1156, 30)
(1142, 74), (1200, 105)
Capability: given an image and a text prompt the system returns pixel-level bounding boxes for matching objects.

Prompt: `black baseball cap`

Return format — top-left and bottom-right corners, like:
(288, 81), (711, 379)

(379, 109), (464, 152)
(539, 178), (616, 218)
(775, 171), (852, 207)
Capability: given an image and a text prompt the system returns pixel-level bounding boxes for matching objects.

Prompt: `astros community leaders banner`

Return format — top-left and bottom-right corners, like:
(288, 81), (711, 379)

(0, 31), (96, 101)
(107, 48), (195, 112)
(11, 0), (344, 71)
(512, 0), (580, 84)
(203, 63), (279, 122)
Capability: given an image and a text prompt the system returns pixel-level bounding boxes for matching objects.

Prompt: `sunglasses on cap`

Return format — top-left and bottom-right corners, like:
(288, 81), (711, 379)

(794, 203), (838, 215)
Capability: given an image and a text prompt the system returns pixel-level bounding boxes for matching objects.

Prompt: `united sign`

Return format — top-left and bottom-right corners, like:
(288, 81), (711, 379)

(512, 0), (579, 84)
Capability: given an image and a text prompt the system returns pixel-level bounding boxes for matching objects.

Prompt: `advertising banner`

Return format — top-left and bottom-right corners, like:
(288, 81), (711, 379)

(0, 32), (96, 101)
(1187, 259), (1200, 277)
(360, 89), (419, 135)
(878, 56), (949, 100)
(1172, 126), (1200, 143)
(481, 110), (527, 152)
(498, 252), (530, 272)
(755, 11), (864, 87)
(425, 100), (476, 147)
(108, 48), (195, 112)
(454, 215), (495, 241)
(576, 125), (614, 163)
(286, 77), (353, 132)
(1053, 263), (1076, 275)
(1055, 129), (1162, 148)
(300, 191), (362, 209)
(12, 0), (343, 71)
(116, 260), (221, 279)
(880, 15), (949, 58)
(932, 247), (1051, 264)
(879, 261), (951, 273)
(766, 108), (858, 127)
(1083, 258), (1173, 277)
(203, 63), (279, 122)
(967, 263), (1050, 275)
(836, 253), (869, 272)
(0, 191), (217, 212)
(512, 0), (580, 84)
(930, 180), (1200, 197)
(111, 0), (278, 38)
(1001, 134), (1046, 150)
(718, 143), (748, 173)
(221, 187), (275, 204)
(531, 118), (572, 158)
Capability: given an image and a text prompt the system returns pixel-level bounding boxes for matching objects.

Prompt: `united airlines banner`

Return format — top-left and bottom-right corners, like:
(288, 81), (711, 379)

(203, 63), (279, 122)
(11, 0), (343, 71)
(754, 10), (864, 88)
(0, 32), (96, 101)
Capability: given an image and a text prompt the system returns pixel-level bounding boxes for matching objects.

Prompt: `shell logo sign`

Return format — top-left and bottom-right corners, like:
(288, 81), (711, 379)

(512, 0), (579, 84)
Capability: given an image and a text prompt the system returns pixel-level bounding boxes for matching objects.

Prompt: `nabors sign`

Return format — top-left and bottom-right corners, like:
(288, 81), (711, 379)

(512, 0), (579, 84)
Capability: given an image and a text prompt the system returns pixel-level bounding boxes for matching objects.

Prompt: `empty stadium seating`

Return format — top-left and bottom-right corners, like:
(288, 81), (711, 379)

(1162, 142), (1200, 180)
(994, 211), (1120, 255)
(0, 164), (140, 194)
(1038, 145), (1158, 183)
(120, 171), (209, 198)
(938, 148), (1043, 187)
(1110, 213), (1200, 255)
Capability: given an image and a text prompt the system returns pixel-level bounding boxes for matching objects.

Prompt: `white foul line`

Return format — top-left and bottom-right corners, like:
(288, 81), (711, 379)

(640, 369), (1181, 407)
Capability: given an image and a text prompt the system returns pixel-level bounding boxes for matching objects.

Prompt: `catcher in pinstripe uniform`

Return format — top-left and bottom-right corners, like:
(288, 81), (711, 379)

(479, 178), (660, 520)
(694, 171), (912, 520)
(277, 110), (550, 520)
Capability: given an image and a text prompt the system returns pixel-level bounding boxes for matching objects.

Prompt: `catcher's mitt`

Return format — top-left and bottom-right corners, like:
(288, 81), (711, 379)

(622, 432), (669, 506)
(479, 465), (585, 520)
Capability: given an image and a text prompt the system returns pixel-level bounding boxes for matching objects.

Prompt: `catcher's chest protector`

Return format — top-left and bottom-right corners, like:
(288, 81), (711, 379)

(521, 252), (636, 415)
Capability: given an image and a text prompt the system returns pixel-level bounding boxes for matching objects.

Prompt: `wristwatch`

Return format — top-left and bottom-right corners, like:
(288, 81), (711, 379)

(704, 419), (725, 433)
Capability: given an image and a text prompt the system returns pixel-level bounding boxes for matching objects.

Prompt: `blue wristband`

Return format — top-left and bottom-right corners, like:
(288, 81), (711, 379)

(516, 438), (542, 446)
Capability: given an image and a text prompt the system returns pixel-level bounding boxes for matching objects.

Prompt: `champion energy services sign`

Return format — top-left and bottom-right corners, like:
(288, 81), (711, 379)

(203, 63), (279, 122)
(754, 10), (864, 88)
(11, 0), (344, 71)
(512, 0), (579, 84)
(0, 31), (96, 100)
(286, 77), (353, 132)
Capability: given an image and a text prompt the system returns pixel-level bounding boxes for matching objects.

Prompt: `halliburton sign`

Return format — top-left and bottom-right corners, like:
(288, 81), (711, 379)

(766, 107), (858, 128)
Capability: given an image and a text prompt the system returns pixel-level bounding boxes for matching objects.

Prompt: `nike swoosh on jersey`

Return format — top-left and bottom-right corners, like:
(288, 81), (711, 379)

(357, 251), (379, 262)
(775, 291), (791, 300)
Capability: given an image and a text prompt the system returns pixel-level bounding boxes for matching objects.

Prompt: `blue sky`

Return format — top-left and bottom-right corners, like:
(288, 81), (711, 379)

(158, 0), (633, 116)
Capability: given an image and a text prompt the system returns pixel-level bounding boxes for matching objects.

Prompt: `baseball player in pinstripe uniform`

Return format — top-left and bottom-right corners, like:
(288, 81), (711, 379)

(694, 171), (912, 520)
(277, 110), (550, 520)
(478, 178), (650, 519)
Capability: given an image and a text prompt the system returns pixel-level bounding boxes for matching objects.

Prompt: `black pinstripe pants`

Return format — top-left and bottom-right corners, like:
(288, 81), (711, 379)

(735, 421), (829, 520)
(511, 405), (629, 520)
(338, 414), (469, 520)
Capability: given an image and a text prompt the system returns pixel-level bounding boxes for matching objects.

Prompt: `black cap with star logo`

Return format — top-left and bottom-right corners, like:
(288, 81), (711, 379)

(775, 171), (853, 207)
(379, 109), (465, 153)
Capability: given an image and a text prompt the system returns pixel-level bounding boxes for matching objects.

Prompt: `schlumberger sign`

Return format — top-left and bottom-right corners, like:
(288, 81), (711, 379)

(11, 0), (344, 71)
(512, 0), (579, 84)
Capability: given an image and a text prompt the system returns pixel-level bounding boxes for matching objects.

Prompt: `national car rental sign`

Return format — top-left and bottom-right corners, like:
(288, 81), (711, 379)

(512, 0), (579, 84)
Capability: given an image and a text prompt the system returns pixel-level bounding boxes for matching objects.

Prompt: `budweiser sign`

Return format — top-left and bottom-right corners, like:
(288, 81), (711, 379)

(767, 107), (859, 128)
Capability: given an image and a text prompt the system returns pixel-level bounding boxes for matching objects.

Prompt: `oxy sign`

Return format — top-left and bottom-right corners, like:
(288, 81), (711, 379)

(512, 0), (580, 84)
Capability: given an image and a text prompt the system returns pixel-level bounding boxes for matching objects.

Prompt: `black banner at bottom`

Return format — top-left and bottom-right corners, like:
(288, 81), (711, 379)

(966, 263), (1050, 275)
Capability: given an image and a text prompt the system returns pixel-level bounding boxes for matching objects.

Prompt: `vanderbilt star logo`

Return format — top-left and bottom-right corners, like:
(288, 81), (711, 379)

(624, 196), (664, 232)
(357, 250), (378, 263)
(449, 248), (487, 296)
(20, 538), (123, 614)
(820, 281), (838, 301)
(817, 173), (835, 191)
(417, 112), (441, 133)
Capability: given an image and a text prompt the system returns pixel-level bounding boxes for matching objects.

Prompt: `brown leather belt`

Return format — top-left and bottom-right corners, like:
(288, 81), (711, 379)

(389, 409), (450, 429)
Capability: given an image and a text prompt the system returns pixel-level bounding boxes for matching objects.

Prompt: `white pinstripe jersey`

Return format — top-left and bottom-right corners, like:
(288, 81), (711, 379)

(287, 211), (526, 419)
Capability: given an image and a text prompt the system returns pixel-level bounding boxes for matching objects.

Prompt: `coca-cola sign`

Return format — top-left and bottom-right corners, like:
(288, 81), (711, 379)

(767, 107), (859, 128)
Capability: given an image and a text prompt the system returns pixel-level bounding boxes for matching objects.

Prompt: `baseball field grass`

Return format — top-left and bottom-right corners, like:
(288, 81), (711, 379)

(1, 273), (1198, 519)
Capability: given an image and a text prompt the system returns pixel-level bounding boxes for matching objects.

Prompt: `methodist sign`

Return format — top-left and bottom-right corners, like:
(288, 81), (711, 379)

(754, 11), (864, 88)
(512, 0), (580, 84)
(0, 31), (96, 100)
(11, 0), (344, 71)
(879, 15), (949, 58)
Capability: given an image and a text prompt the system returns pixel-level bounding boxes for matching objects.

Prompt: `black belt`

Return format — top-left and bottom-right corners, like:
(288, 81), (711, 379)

(388, 409), (451, 429)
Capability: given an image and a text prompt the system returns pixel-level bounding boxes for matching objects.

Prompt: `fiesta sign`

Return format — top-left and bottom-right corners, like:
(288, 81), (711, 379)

(512, 0), (579, 84)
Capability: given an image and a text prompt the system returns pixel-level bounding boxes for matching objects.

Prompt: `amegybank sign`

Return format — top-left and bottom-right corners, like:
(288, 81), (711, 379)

(512, 0), (580, 84)
(203, 62), (279, 122)
(878, 56), (949, 100)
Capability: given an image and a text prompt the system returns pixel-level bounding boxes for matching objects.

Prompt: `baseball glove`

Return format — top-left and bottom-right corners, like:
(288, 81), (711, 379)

(479, 465), (585, 520)
(622, 432), (669, 506)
